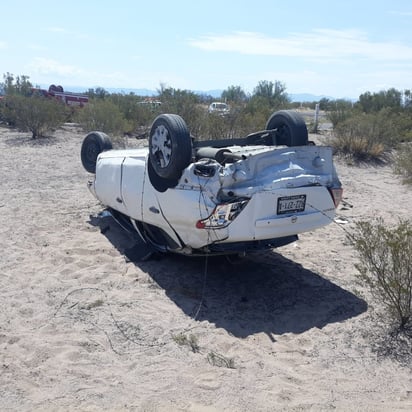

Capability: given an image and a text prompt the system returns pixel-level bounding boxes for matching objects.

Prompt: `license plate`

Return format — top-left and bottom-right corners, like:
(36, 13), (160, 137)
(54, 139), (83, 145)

(277, 195), (306, 215)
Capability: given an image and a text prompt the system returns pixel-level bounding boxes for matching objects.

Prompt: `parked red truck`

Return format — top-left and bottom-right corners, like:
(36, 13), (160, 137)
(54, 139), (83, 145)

(32, 84), (88, 107)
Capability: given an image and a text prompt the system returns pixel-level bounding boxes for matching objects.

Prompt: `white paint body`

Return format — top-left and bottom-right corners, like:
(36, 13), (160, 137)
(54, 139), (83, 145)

(90, 144), (341, 254)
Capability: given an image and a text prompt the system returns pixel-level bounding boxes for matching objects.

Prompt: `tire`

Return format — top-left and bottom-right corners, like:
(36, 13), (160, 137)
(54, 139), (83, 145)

(149, 114), (192, 180)
(265, 110), (308, 146)
(81, 131), (113, 173)
(147, 159), (179, 192)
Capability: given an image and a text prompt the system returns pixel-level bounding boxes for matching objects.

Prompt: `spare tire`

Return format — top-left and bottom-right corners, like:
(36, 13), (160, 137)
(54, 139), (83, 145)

(266, 110), (308, 146)
(149, 114), (192, 180)
(81, 131), (113, 173)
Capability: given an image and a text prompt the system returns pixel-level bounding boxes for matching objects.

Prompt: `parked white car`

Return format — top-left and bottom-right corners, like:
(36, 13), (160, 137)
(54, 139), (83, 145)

(208, 102), (230, 115)
(81, 111), (342, 256)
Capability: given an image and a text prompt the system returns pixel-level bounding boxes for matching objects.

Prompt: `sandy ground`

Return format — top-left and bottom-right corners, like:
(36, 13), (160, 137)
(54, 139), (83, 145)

(0, 124), (411, 411)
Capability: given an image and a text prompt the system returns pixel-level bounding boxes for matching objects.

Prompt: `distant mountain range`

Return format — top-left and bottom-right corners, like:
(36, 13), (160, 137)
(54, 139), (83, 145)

(49, 85), (351, 102)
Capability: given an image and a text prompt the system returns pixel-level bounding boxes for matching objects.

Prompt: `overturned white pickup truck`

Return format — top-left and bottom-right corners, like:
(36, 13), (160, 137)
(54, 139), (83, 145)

(81, 110), (342, 256)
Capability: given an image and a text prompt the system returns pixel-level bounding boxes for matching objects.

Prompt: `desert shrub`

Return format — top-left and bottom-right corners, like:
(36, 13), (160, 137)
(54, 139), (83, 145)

(75, 98), (131, 136)
(201, 111), (243, 140)
(331, 133), (386, 162)
(0, 97), (7, 123)
(202, 113), (231, 140)
(172, 333), (199, 353)
(394, 143), (412, 184)
(349, 218), (412, 330)
(396, 112), (412, 143)
(1, 72), (33, 96)
(243, 96), (273, 125)
(174, 105), (205, 139)
(2, 95), (67, 138)
(108, 93), (158, 132)
(326, 99), (354, 128)
(156, 86), (205, 135)
(171, 103), (256, 142)
(221, 85), (247, 104)
(357, 88), (403, 113)
(251, 80), (290, 109)
(207, 351), (236, 369)
(332, 110), (401, 162)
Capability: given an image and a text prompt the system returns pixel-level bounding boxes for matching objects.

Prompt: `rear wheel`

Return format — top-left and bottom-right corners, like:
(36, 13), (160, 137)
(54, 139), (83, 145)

(266, 110), (308, 146)
(149, 114), (192, 180)
(80, 131), (113, 173)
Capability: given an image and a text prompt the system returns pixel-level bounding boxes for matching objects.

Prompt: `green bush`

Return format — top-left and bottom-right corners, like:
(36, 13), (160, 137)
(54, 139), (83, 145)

(326, 99), (354, 128)
(157, 86), (203, 128)
(0, 97), (7, 123)
(350, 218), (412, 330)
(108, 93), (158, 132)
(394, 143), (412, 184)
(331, 110), (401, 162)
(2, 95), (67, 138)
(202, 110), (245, 140)
(202, 113), (231, 140)
(395, 112), (412, 143)
(75, 98), (130, 136)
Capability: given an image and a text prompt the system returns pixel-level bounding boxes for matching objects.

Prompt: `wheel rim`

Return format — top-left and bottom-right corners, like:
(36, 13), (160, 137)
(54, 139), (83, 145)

(151, 124), (172, 168)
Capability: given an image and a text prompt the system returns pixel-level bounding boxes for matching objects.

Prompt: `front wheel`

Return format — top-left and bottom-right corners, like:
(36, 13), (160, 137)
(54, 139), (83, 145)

(149, 114), (192, 180)
(80, 131), (113, 173)
(266, 110), (308, 146)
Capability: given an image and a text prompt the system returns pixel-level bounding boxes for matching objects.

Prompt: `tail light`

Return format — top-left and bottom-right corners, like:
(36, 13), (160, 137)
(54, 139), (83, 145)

(196, 200), (248, 229)
(328, 187), (343, 208)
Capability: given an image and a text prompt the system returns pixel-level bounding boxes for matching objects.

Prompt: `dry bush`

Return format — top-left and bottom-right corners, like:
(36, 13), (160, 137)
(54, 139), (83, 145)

(349, 218), (412, 330)
(332, 133), (386, 162)
(394, 143), (412, 184)
(3, 95), (67, 138)
(75, 98), (131, 136)
(172, 333), (200, 353)
(207, 351), (236, 369)
(331, 110), (400, 163)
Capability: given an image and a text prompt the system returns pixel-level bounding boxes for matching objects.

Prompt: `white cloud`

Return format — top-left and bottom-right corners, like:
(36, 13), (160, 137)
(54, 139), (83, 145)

(189, 29), (412, 62)
(28, 57), (83, 77)
(0, 40), (7, 49)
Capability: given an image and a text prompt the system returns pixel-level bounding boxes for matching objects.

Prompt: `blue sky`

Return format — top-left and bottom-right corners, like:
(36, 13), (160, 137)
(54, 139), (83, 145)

(1, 0), (412, 99)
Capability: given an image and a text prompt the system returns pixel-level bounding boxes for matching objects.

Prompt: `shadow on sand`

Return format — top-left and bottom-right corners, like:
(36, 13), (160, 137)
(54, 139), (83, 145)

(89, 213), (367, 339)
